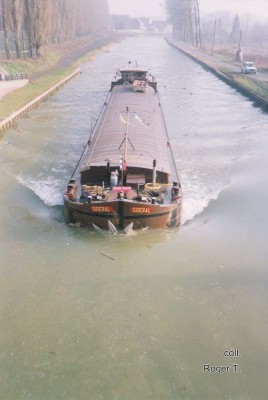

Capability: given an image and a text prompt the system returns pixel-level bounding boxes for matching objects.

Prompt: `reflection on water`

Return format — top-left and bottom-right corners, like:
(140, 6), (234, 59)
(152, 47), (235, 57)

(1, 37), (268, 400)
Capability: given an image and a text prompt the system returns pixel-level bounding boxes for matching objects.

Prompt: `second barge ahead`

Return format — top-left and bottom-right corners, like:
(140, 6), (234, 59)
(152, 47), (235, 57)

(64, 64), (182, 232)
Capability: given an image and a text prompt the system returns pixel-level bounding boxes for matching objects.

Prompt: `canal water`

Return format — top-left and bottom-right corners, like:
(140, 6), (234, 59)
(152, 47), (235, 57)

(1, 37), (268, 400)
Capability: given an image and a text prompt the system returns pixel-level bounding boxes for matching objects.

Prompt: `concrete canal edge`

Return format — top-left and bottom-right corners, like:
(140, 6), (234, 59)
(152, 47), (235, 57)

(0, 68), (80, 133)
(166, 37), (268, 109)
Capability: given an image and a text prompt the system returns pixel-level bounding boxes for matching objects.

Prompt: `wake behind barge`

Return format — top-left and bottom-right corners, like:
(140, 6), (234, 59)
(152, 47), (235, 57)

(64, 65), (182, 231)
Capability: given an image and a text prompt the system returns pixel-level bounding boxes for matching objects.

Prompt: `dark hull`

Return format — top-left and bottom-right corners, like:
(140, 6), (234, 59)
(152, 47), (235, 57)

(64, 197), (182, 230)
(64, 66), (183, 231)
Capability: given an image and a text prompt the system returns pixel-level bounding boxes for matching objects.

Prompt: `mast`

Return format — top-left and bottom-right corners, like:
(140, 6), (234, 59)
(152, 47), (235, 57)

(118, 106), (135, 189)
(120, 106), (129, 189)
(124, 106), (129, 169)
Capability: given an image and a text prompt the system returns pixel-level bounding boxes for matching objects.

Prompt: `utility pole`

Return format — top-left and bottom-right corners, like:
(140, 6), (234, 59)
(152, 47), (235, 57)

(238, 30), (243, 51)
(211, 19), (217, 55)
(236, 30), (243, 61)
(192, 0), (202, 48)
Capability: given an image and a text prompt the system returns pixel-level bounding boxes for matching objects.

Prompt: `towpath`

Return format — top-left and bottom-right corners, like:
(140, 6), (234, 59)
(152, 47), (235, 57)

(166, 37), (268, 83)
(0, 79), (28, 99)
(31, 32), (116, 80)
(0, 32), (117, 100)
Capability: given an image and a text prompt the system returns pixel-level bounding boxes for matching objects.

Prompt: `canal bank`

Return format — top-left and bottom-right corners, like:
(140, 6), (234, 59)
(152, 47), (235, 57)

(0, 69), (79, 132)
(0, 32), (118, 133)
(166, 37), (268, 109)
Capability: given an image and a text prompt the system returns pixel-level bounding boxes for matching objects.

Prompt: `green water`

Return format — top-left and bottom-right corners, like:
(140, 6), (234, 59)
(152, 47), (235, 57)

(1, 37), (268, 399)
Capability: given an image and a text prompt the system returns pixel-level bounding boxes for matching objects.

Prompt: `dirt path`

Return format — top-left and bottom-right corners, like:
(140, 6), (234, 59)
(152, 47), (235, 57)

(0, 32), (117, 100)
(0, 79), (29, 99)
(32, 32), (117, 80)
(58, 33), (115, 67)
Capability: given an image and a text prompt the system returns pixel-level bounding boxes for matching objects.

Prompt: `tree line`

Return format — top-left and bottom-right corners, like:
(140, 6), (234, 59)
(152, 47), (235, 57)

(202, 12), (268, 49)
(166, 0), (202, 47)
(0, 0), (109, 59)
(166, 0), (268, 51)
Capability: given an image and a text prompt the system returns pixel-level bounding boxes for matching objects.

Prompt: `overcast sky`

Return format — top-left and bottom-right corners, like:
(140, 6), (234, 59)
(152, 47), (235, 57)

(108, 0), (268, 19)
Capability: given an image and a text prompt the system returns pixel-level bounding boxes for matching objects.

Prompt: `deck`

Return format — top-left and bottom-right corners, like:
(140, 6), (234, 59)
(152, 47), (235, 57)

(79, 84), (179, 182)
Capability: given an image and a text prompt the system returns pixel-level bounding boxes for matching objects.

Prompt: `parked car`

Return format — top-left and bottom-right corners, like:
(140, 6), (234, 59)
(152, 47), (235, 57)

(241, 62), (257, 74)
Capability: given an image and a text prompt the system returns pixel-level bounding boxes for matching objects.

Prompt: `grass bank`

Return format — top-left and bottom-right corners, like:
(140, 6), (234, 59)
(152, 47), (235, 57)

(201, 47), (268, 101)
(0, 67), (73, 119)
(166, 38), (268, 107)
(219, 67), (268, 102)
(0, 33), (116, 122)
(1, 49), (62, 75)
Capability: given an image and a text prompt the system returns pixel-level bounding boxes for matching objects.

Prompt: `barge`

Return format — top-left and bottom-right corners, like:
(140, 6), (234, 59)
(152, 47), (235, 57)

(64, 64), (182, 232)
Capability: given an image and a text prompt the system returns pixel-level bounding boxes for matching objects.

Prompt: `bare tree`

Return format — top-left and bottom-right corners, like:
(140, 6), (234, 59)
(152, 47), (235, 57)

(10, 0), (22, 58)
(229, 14), (240, 44)
(0, 0), (11, 58)
(166, 0), (201, 47)
(191, 0), (201, 47)
(1, 0), (110, 59)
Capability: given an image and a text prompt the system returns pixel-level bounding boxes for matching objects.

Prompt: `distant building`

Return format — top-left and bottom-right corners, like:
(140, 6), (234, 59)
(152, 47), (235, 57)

(112, 15), (140, 31)
(111, 14), (170, 33)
